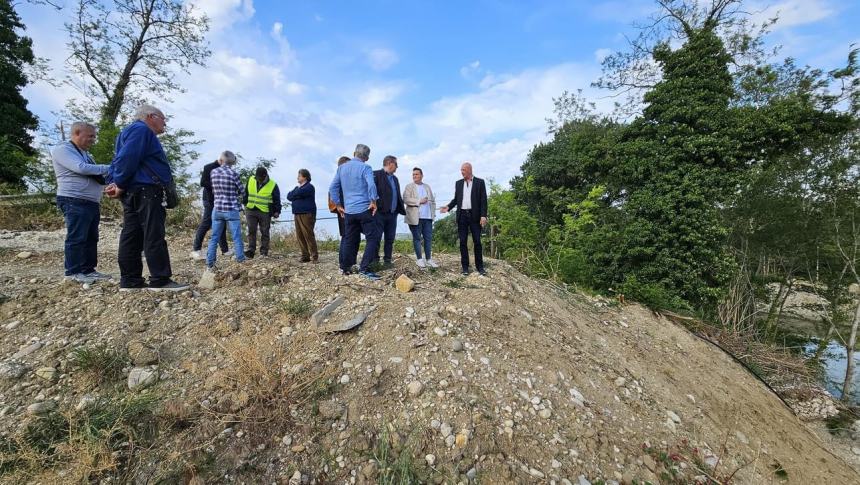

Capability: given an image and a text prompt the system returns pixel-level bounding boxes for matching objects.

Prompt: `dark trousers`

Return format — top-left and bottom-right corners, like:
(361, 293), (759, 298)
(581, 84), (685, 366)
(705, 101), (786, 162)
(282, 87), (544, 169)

(336, 213), (346, 269)
(457, 211), (484, 271)
(342, 210), (381, 272)
(294, 213), (318, 261)
(57, 196), (100, 276)
(192, 191), (227, 252)
(246, 209), (271, 256)
(118, 185), (172, 287)
(376, 211), (398, 263)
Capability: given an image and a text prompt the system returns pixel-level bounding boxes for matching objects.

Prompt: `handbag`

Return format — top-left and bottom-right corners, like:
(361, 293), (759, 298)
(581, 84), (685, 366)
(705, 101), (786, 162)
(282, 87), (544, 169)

(142, 164), (179, 209)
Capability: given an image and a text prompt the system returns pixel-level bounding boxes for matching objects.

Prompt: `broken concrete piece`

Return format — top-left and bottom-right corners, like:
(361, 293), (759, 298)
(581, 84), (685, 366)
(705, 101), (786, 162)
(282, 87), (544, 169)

(310, 296), (346, 326)
(396, 274), (415, 293)
(321, 312), (367, 333)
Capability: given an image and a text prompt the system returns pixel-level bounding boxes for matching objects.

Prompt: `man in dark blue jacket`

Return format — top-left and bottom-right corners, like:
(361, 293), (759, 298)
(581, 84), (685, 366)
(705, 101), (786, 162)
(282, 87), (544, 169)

(105, 105), (189, 291)
(372, 155), (405, 266)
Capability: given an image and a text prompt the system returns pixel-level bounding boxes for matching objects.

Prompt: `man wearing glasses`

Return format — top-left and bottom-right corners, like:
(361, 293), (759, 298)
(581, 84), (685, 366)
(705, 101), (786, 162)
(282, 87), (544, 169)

(105, 105), (189, 291)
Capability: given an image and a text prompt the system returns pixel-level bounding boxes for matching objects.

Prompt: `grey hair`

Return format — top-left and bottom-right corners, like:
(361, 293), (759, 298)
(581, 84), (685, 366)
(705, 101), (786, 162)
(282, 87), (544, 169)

(70, 121), (95, 134)
(382, 155), (397, 166)
(220, 150), (237, 165)
(135, 104), (163, 121)
(354, 144), (370, 161)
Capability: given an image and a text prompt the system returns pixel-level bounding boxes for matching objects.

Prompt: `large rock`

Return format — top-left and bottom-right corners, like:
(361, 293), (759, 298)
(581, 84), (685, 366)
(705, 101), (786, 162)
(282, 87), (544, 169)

(27, 400), (57, 415)
(35, 367), (58, 382)
(12, 342), (42, 359)
(127, 341), (159, 365)
(310, 296), (345, 326)
(128, 367), (158, 390)
(321, 312), (367, 333)
(198, 269), (216, 290)
(0, 361), (28, 380)
(396, 274), (415, 293)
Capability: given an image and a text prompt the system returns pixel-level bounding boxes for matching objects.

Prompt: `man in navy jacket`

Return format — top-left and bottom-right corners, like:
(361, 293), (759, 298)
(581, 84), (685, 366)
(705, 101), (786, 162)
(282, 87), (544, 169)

(372, 155), (405, 266)
(105, 105), (188, 291)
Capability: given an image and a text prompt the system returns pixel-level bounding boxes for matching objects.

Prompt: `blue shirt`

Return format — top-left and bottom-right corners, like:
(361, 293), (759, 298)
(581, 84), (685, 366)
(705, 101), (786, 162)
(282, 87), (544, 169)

(51, 141), (109, 203)
(107, 120), (172, 190)
(329, 158), (378, 215)
(387, 174), (397, 213)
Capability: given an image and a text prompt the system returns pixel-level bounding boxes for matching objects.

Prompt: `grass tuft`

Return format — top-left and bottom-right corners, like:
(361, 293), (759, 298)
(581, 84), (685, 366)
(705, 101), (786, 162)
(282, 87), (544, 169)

(71, 345), (130, 383)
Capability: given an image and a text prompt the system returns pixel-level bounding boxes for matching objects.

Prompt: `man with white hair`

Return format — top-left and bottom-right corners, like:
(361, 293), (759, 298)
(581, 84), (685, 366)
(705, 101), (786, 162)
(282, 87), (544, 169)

(206, 150), (246, 268)
(51, 122), (111, 284)
(105, 104), (189, 291)
(329, 143), (382, 280)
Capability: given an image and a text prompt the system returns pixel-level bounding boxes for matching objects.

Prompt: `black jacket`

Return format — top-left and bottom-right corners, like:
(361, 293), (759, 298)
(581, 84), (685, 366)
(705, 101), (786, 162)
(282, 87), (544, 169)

(373, 169), (406, 215)
(446, 177), (488, 222)
(199, 160), (221, 203)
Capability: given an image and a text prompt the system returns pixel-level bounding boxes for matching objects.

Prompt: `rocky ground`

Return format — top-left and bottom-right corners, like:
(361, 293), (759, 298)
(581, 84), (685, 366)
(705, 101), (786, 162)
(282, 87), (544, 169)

(0, 226), (859, 484)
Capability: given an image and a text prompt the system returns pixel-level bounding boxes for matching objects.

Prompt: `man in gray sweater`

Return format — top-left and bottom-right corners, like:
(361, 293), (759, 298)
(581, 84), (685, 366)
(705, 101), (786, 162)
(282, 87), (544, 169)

(51, 122), (111, 284)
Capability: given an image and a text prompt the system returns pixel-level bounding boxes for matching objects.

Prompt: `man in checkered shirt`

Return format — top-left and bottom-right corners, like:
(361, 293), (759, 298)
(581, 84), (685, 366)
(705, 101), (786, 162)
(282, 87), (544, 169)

(207, 150), (246, 268)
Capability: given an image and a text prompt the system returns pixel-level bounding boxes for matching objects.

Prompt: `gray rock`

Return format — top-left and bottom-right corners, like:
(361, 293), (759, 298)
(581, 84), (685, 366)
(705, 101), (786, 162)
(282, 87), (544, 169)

(0, 361), (27, 380)
(12, 342), (42, 359)
(3, 321), (20, 330)
(16, 251), (32, 259)
(452, 339), (464, 352)
(310, 296), (346, 326)
(76, 394), (97, 411)
(128, 367), (158, 390)
(27, 400), (57, 415)
(407, 381), (424, 397)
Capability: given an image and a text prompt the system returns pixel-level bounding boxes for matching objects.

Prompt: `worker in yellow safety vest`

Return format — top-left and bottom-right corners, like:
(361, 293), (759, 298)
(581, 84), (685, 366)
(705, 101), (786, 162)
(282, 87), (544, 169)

(241, 167), (281, 258)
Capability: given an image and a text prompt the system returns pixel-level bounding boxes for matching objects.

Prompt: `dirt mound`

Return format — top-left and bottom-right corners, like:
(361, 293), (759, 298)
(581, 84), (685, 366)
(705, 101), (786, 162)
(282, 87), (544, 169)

(0, 228), (857, 484)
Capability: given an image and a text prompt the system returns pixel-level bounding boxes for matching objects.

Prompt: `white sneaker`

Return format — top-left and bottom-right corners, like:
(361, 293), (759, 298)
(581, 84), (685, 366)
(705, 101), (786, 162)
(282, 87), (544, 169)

(189, 250), (203, 261)
(416, 258), (426, 268)
(426, 259), (439, 268)
(223, 249), (234, 257)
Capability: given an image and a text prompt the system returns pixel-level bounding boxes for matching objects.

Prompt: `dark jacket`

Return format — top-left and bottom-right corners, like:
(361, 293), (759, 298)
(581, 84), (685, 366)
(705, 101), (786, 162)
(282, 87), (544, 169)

(200, 160), (220, 203)
(241, 176), (282, 215)
(286, 182), (316, 215)
(446, 177), (488, 222)
(373, 169), (406, 215)
(108, 120), (172, 190)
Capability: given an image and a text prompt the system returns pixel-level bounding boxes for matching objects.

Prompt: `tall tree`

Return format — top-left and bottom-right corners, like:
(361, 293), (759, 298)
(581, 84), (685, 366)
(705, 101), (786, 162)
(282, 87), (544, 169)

(0, 0), (38, 191)
(65, 0), (210, 126)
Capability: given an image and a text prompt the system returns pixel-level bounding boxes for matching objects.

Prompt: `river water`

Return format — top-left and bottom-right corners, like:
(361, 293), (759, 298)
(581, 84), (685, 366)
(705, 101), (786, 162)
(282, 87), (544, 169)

(802, 339), (860, 405)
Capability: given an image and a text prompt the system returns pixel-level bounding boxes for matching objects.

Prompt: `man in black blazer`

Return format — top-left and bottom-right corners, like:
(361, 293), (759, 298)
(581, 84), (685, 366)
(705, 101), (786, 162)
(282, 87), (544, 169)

(373, 155), (406, 266)
(440, 162), (488, 275)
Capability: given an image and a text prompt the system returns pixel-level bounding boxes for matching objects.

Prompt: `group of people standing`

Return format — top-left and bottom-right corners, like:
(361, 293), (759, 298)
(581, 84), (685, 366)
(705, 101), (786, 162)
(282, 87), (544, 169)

(52, 104), (488, 289)
(328, 143), (488, 281)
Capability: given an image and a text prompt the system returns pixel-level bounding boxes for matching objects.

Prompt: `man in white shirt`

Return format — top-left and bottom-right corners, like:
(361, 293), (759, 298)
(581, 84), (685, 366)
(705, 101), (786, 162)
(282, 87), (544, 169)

(440, 162), (488, 275)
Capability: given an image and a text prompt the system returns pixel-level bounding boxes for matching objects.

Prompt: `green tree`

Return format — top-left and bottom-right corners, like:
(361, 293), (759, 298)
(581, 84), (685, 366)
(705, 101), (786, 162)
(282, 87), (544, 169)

(0, 0), (39, 191)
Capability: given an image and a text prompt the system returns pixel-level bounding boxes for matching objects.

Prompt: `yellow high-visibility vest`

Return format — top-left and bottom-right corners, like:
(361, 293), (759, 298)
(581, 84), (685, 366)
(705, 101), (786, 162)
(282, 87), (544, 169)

(246, 178), (275, 212)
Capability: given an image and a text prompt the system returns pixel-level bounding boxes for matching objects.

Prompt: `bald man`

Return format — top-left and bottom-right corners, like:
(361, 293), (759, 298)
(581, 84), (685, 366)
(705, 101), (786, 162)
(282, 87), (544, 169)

(440, 162), (488, 275)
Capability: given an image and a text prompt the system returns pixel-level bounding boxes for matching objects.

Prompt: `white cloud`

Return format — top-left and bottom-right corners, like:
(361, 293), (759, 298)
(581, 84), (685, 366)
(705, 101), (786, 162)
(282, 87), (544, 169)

(364, 47), (399, 71)
(270, 21), (297, 66)
(190, 0), (255, 32)
(750, 0), (835, 30)
(594, 48), (613, 63)
(460, 60), (481, 80)
(359, 84), (406, 108)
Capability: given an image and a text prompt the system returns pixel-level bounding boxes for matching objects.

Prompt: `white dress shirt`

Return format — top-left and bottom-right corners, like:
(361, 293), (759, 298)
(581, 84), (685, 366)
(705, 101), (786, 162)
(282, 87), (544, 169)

(461, 179), (473, 210)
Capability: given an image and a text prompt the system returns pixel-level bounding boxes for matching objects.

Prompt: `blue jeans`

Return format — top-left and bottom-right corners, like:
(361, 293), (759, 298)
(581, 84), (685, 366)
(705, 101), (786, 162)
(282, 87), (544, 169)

(208, 210), (245, 267)
(342, 210), (381, 272)
(409, 219), (433, 260)
(57, 196), (100, 276)
(376, 211), (398, 263)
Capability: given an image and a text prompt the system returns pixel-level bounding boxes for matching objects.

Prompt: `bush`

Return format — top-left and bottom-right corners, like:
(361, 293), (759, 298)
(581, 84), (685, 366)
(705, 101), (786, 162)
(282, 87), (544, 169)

(619, 275), (690, 311)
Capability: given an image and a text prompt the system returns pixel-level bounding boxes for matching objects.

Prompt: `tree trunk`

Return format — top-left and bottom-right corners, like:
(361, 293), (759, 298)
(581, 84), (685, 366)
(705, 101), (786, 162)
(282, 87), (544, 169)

(841, 300), (860, 401)
(765, 280), (791, 335)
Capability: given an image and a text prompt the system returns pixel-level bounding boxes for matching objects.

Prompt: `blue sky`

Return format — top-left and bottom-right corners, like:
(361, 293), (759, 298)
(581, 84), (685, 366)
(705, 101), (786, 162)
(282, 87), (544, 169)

(17, 0), (860, 235)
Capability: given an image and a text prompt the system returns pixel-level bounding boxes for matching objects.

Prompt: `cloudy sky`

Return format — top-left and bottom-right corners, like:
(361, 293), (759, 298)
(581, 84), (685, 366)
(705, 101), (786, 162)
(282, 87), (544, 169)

(16, 0), (860, 234)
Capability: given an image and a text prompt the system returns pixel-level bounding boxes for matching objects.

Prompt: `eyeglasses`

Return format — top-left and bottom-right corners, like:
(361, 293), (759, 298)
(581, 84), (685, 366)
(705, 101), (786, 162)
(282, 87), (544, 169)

(150, 113), (166, 121)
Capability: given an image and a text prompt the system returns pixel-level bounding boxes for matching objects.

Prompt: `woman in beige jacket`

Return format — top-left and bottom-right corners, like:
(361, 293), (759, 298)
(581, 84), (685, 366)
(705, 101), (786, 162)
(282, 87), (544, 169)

(402, 167), (437, 268)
